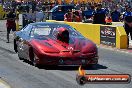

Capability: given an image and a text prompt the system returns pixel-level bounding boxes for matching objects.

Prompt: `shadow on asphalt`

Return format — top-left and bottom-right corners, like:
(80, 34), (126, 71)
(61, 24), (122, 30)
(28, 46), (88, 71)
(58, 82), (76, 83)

(39, 64), (108, 71)
(22, 59), (108, 71)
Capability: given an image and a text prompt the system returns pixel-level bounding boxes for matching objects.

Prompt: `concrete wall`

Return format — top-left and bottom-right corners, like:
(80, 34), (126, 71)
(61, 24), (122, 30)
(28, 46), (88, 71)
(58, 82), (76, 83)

(46, 20), (127, 49)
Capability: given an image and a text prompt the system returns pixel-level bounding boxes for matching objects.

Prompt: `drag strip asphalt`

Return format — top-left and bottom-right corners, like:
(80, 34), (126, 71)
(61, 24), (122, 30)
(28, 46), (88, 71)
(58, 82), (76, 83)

(0, 20), (132, 88)
(0, 32), (132, 88)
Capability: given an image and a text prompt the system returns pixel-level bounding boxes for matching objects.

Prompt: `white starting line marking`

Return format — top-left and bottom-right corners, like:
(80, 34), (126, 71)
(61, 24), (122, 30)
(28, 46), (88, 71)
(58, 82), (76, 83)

(0, 79), (10, 88)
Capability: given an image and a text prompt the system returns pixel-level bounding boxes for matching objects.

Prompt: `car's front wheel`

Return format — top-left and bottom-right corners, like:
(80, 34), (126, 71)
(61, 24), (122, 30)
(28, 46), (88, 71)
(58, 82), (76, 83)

(29, 48), (41, 68)
(18, 52), (23, 60)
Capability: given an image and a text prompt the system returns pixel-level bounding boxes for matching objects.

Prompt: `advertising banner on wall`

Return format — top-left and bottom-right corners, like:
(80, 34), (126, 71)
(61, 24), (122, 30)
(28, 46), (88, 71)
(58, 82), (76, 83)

(100, 26), (116, 47)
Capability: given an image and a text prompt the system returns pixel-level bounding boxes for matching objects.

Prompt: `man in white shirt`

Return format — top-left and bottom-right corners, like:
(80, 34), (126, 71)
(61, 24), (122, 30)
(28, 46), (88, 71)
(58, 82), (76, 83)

(35, 9), (45, 22)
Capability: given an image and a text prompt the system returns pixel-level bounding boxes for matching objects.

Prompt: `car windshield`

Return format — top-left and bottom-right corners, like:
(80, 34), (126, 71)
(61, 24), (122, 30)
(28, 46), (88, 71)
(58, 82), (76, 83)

(34, 27), (51, 36)
(33, 24), (84, 38)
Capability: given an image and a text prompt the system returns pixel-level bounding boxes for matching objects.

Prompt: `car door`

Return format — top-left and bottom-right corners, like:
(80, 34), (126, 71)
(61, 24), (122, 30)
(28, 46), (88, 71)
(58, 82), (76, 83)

(18, 25), (32, 59)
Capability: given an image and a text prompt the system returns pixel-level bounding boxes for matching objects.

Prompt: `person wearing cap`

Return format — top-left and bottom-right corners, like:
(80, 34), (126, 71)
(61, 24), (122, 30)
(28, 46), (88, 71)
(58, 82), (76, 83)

(92, 4), (107, 24)
(6, 9), (16, 43)
(123, 6), (132, 46)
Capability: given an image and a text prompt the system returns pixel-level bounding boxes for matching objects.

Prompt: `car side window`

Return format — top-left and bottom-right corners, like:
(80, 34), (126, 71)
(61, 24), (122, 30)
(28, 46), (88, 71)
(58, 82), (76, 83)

(22, 25), (32, 37)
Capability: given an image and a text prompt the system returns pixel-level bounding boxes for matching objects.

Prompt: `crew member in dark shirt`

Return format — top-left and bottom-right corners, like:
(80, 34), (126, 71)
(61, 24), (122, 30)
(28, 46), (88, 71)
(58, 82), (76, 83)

(111, 6), (121, 22)
(123, 6), (132, 46)
(92, 4), (106, 24)
(6, 9), (16, 43)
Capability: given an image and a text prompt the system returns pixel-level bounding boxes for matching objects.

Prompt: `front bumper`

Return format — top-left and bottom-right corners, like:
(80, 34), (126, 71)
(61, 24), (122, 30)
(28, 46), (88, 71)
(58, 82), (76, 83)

(37, 55), (99, 66)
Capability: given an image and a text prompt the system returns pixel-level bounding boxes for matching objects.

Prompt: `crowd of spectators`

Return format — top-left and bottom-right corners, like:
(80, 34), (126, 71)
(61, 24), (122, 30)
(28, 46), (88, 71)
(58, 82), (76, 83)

(2, 1), (132, 12)
(2, 0), (132, 27)
(1, 0), (132, 46)
(1, 0), (132, 24)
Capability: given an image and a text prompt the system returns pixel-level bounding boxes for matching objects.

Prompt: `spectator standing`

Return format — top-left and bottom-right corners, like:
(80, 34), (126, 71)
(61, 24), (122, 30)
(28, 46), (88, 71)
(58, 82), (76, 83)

(64, 10), (72, 22)
(123, 6), (132, 46)
(31, 10), (36, 23)
(23, 9), (35, 27)
(81, 1), (86, 9)
(28, 1), (33, 10)
(75, 2), (81, 10)
(72, 9), (76, 22)
(23, 10), (31, 27)
(73, 10), (82, 22)
(104, 6), (110, 15)
(111, 6), (121, 22)
(82, 5), (95, 23)
(92, 4), (107, 24)
(31, 0), (36, 11)
(118, 4), (124, 13)
(36, 9), (45, 22)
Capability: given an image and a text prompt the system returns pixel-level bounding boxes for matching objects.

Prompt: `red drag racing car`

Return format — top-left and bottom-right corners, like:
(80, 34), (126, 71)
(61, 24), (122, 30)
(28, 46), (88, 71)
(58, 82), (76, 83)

(14, 22), (98, 67)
